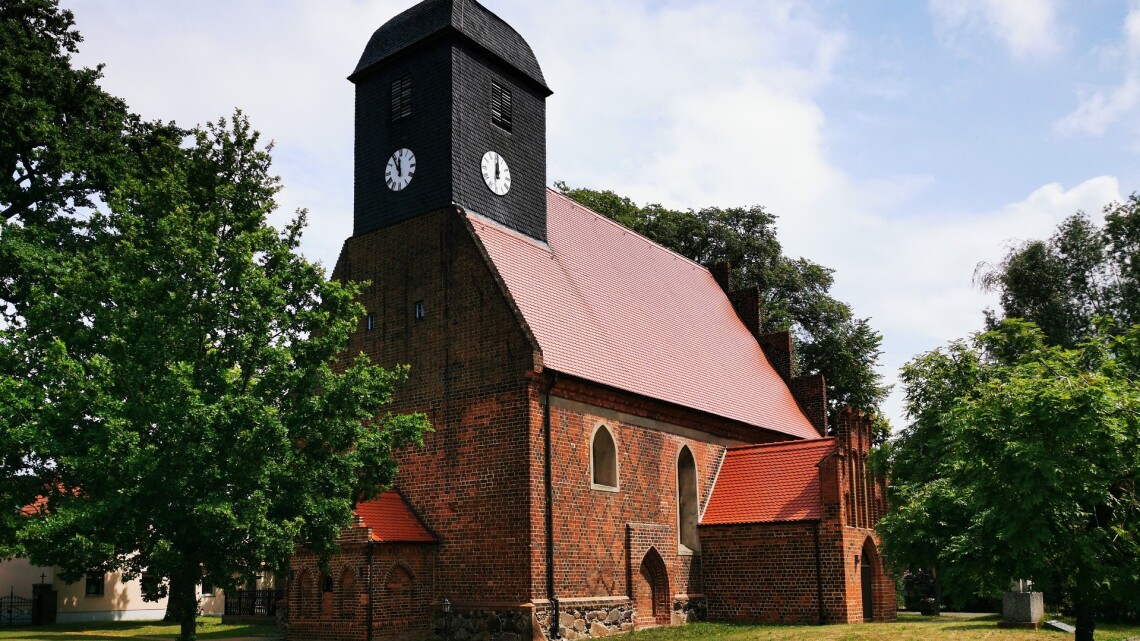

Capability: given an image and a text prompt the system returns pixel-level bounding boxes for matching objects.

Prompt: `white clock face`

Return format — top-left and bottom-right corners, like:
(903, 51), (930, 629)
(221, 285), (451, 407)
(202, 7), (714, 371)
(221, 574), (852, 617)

(385, 148), (416, 191)
(481, 151), (511, 196)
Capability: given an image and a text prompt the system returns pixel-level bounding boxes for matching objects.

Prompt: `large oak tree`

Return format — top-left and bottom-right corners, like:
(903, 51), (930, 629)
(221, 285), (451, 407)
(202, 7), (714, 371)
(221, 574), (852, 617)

(1, 4), (429, 639)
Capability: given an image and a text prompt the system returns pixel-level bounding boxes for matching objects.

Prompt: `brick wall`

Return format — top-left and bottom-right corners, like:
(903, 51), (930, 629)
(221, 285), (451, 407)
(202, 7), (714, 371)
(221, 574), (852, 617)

(289, 524), (437, 641)
(700, 521), (825, 624)
(322, 205), (896, 639)
(334, 208), (539, 606)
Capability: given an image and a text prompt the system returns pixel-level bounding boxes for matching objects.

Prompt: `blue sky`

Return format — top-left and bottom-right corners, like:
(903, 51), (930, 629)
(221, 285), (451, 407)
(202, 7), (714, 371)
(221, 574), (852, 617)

(67, 0), (1140, 429)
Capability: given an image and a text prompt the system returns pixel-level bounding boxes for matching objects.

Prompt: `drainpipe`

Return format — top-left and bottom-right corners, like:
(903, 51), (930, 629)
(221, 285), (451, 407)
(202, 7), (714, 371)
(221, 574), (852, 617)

(366, 542), (375, 641)
(813, 522), (825, 625)
(544, 373), (560, 638)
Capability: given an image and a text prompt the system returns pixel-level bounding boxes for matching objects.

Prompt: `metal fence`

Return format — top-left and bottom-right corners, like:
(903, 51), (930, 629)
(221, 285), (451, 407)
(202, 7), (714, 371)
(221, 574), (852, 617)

(0, 588), (32, 628)
(224, 589), (283, 617)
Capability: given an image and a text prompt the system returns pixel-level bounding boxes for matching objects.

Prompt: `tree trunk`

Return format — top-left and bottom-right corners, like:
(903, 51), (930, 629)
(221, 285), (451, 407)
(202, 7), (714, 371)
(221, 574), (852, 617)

(932, 569), (942, 617)
(166, 569), (199, 641)
(1075, 597), (1095, 641)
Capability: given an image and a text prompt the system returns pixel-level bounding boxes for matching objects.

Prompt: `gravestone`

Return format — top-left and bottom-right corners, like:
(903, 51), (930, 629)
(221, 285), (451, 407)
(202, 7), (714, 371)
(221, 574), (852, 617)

(1044, 619), (1076, 633)
(1000, 591), (1044, 628)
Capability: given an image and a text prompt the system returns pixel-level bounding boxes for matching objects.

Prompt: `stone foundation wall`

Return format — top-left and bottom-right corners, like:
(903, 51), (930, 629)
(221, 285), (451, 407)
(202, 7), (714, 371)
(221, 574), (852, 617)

(429, 607), (533, 641)
(532, 595), (703, 639)
(672, 595), (707, 624)
(536, 599), (632, 639)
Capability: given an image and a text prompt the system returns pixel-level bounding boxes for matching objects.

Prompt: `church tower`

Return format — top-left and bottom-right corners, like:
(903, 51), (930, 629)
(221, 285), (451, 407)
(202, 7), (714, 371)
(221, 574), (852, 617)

(349, 0), (552, 240)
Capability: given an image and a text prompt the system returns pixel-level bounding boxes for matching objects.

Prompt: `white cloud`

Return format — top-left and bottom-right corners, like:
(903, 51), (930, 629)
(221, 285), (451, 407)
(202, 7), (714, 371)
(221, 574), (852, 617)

(866, 177), (1123, 428)
(60, 1), (1126, 431)
(930, 0), (1061, 58)
(1055, 2), (1140, 137)
(68, 0), (409, 269)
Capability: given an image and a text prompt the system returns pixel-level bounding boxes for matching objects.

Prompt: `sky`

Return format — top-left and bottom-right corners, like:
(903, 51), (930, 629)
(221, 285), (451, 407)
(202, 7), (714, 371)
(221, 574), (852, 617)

(66, 0), (1140, 430)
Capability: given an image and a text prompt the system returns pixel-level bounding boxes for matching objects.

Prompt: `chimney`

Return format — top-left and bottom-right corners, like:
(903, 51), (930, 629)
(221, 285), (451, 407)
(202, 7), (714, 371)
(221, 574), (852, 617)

(757, 330), (793, 383)
(709, 261), (732, 292)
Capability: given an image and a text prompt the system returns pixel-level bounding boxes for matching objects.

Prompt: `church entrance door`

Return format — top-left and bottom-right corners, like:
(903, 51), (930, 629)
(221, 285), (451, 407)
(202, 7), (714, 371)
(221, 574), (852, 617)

(861, 539), (876, 621)
(634, 548), (670, 628)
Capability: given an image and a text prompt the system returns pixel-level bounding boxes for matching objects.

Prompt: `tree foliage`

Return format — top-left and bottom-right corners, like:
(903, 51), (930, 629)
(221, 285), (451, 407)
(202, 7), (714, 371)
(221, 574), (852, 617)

(0, 0), (132, 222)
(880, 319), (1140, 640)
(976, 197), (1140, 347)
(2, 113), (429, 640)
(1, 6), (430, 639)
(554, 182), (888, 432)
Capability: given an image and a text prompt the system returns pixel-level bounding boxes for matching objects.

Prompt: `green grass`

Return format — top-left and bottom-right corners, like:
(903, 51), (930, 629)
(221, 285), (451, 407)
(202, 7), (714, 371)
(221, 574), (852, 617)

(0, 616), (278, 640)
(621, 614), (1140, 641)
(4, 614), (1138, 641)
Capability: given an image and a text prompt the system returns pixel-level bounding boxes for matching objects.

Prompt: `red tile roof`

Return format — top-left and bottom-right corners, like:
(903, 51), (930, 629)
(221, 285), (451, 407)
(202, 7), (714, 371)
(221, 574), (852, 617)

(466, 190), (819, 439)
(355, 491), (436, 543)
(20, 494), (48, 517)
(701, 438), (836, 525)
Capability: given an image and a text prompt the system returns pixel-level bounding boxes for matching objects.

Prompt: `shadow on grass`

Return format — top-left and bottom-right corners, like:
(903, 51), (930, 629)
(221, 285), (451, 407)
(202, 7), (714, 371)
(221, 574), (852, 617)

(0, 618), (278, 641)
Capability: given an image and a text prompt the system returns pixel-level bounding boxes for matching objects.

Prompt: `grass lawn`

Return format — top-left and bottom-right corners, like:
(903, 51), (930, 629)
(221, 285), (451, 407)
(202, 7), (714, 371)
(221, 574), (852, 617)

(0, 616), (278, 640)
(623, 614), (1140, 641)
(3, 614), (1138, 641)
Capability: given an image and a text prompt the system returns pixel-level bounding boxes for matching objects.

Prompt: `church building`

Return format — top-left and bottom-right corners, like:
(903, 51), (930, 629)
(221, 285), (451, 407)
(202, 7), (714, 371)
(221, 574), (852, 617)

(286, 1), (894, 639)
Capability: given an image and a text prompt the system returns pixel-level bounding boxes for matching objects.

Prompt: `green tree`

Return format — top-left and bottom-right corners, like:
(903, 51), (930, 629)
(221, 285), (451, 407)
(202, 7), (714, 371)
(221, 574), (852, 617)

(878, 339), (990, 614)
(0, 0), (138, 560)
(554, 182), (888, 433)
(880, 319), (1140, 640)
(1, 114), (430, 641)
(0, 0), (132, 222)
(975, 196), (1140, 347)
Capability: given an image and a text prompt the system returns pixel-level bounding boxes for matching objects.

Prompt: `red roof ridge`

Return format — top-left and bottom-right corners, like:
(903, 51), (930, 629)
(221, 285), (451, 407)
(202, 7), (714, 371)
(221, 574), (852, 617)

(546, 188), (709, 272)
(728, 437), (837, 454)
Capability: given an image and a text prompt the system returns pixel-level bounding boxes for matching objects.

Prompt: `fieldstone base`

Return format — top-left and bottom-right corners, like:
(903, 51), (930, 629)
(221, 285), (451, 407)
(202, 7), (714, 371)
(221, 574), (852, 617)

(535, 598), (633, 639)
(672, 595), (707, 624)
(532, 595), (704, 639)
(431, 607), (532, 641)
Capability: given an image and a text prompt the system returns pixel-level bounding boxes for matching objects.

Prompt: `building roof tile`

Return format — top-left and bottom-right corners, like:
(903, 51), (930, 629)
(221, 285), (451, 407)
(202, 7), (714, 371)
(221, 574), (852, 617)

(466, 190), (820, 440)
(355, 491), (437, 543)
(701, 438), (836, 525)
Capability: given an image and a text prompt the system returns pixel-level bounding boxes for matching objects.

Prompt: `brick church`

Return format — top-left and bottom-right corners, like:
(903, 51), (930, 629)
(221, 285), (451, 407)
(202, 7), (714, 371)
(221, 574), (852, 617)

(286, 1), (895, 639)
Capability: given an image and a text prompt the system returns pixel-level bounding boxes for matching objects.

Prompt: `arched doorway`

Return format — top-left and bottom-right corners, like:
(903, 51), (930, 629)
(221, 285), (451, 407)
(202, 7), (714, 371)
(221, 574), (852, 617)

(634, 547), (670, 628)
(861, 538), (878, 621)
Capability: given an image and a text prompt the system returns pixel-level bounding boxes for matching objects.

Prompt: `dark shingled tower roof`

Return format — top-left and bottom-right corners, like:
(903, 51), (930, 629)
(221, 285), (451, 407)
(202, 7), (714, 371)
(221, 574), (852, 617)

(350, 0), (550, 94)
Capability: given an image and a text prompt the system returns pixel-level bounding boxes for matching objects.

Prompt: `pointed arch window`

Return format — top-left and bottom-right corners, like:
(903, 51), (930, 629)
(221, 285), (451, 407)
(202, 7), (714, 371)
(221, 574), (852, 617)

(338, 567), (358, 620)
(591, 425), (619, 490)
(677, 446), (699, 553)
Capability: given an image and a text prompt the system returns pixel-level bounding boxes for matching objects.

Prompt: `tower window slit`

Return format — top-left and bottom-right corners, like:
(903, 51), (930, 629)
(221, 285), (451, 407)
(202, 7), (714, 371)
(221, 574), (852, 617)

(491, 80), (512, 132)
(391, 75), (412, 121)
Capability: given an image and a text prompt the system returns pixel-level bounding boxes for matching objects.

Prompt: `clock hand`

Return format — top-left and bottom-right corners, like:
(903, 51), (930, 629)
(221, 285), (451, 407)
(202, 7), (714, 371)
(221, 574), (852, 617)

(495, 158), (500, 180)
(395, 156), (402, 176)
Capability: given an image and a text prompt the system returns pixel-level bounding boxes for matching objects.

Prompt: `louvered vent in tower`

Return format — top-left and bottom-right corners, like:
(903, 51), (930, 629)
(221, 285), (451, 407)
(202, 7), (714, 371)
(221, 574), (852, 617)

(491, 80), (512, 132)
(391, 75), (412, 121)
